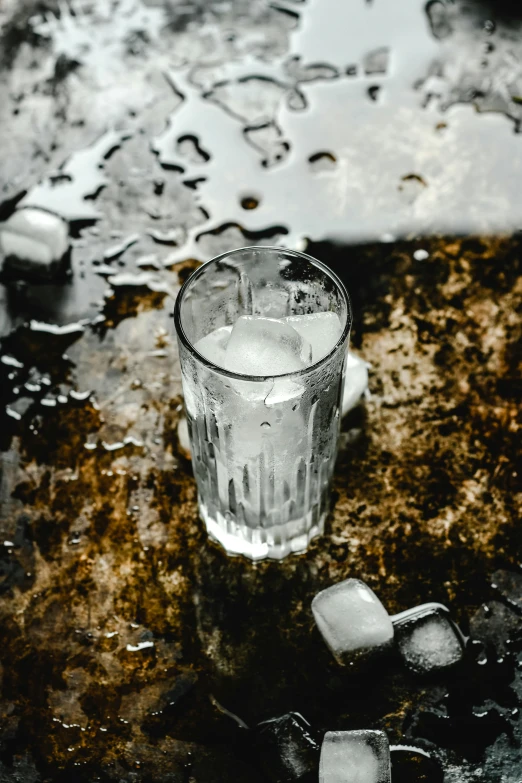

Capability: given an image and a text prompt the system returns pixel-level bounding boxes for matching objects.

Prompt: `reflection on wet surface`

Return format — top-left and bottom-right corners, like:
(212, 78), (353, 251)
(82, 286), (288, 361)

(0, 0), (521, 780)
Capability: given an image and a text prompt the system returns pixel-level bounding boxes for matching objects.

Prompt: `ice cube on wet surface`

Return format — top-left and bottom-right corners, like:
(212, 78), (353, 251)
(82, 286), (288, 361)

(342, 351), (369, 416)
(0, 207), (69, 280)
(283, 312), (342, 362)
(392, 602), (465, 675)
(319, 730), (391, 783)
(194, 324), (232, 368)
(224, 315), (312, 376)
(253, 712), (320, 782)
(312, 578), (394, 666)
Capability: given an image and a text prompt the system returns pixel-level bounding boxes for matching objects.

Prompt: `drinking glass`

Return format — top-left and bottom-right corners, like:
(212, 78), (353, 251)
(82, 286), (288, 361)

(174, 246), (352, 560)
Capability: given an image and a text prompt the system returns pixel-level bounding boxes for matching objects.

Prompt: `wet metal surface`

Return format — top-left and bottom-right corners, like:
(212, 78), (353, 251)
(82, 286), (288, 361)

(0, 1), (521, 781)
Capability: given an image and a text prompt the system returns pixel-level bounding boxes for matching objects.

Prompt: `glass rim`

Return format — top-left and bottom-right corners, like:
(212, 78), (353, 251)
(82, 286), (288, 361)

(173, 245), (353, 382)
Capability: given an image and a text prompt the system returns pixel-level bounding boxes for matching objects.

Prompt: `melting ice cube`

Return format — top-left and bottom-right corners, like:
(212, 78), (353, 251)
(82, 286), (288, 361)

(225, 315), (312, 376)
(194, 324), (232, 368)
(0, 207), (69, 280)
(342, 351), (369, 416)
(312, 578), (394, 666)
(253, 712), (320, 782)
(283, 312), (342, 363)
(319, 730), (391, 783)
(392, 603), (465, 675)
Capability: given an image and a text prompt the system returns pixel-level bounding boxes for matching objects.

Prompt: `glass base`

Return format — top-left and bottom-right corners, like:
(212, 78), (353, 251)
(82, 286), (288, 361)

(199, 500), (326, 561)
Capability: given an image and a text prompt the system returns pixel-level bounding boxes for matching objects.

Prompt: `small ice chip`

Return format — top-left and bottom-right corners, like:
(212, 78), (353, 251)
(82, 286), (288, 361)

(283, 312), (343, 363)
(319, 730), (391, 783)
(392, 603), (465, 675)
(194, 325), (232, 368)
(342, 351), (369, 416)
(253, 712), (320, 782)
(312, 578), (394, 666)
(0, 207), (69, 280)
(225, 315), (312, 376)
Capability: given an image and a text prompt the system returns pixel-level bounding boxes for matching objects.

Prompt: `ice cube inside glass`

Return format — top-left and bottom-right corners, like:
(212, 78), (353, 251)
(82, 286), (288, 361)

(174, 246), (351, 561)
(319, 730), (391, 783)
(312, 578), (394, 666)
(391, 602), (465, 675)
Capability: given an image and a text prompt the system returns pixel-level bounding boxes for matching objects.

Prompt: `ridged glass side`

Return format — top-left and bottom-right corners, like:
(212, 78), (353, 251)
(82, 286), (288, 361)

(181, 342), (345, 560)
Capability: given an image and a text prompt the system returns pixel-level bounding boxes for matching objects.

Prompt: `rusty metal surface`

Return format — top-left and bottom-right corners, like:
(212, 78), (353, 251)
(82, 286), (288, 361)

(0, 1), (521, 781)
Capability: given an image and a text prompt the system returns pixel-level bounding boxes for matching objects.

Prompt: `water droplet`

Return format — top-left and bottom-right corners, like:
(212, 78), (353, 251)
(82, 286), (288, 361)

(308, 151), (337, 173)
(153, 178), (165, 195)
(103, 234), (140, 262)
(240, 196), (259, 210)
(363, 46), (390, 76)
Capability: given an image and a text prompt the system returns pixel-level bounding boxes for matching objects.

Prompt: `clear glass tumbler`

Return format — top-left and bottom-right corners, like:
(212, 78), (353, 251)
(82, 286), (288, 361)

(174, 246), (352, 560)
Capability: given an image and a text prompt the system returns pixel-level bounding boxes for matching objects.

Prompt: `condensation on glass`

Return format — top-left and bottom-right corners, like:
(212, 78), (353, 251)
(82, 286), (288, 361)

(174, 246), (352, 560)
